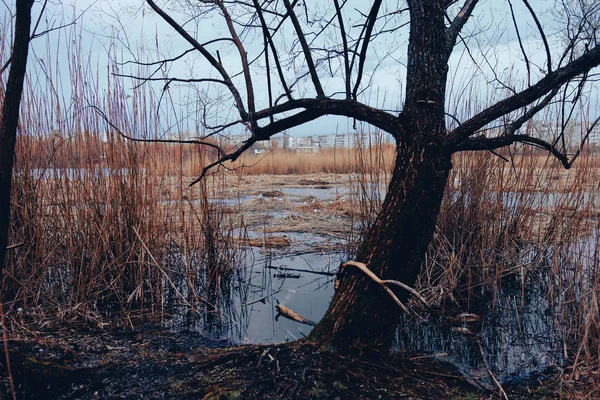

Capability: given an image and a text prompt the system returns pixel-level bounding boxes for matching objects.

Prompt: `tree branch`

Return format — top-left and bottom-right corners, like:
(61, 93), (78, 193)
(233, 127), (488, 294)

(445, 44), (600, 148)
(282, 0), (325, 98)
(521, 0), (552, 73)
(216, 1), (256, 122)
(188, 98), (404, 184)
(508, 0), (531, 85)
(503, 87), (559, 136)
(333, 0), (351, 99)
(145, 0), (248, 119)
(86, 104), (225, 156)
(252, 0), (293, 102)
(351, 0), (383, 100)
(453, 134), (570, 168)
(251, 98), (403, 137)
(446, 0), (478, 57)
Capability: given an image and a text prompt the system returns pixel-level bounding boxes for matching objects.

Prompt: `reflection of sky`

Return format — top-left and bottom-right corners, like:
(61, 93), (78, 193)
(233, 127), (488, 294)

(8, 1), (599, 138)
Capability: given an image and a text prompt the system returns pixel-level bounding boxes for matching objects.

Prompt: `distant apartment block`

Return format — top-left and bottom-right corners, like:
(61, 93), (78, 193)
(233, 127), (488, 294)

(220, 131), (392, 152)
(531, 120), (600, 150)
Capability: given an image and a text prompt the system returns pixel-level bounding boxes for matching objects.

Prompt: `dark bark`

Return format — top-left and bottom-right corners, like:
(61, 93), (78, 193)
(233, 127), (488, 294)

(0, 0), (34, 279)
(308, 139), (451, 351)
(309, 1), (451, 351)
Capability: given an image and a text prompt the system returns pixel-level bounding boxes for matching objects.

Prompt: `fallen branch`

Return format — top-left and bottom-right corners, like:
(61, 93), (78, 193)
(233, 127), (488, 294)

(275, 301), (316, 326)
(341, 261), (430, 311)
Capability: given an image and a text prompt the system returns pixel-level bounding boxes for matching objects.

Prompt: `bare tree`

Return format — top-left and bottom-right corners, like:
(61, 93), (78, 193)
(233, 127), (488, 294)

(0, 0), (35, 281)
(113, 0), (600, 352)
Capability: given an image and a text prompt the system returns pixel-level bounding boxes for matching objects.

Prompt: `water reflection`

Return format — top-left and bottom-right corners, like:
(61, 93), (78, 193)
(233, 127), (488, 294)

(396, 273), (564, 388)
(170, 247), (338, 344)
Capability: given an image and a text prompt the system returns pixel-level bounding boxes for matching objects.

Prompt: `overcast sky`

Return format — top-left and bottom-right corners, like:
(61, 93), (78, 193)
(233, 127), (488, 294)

(5, 0), (599, 139)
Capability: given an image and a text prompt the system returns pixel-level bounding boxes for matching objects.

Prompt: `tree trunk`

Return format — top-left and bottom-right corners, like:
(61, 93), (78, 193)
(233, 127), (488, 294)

(309, 0), (451, 352)
(0, 0), (34, 279)
(309, 139), (451, 351)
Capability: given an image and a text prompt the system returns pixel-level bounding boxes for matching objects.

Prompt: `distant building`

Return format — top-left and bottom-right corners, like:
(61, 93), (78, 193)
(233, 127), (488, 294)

(531, 120), (600, 151)
(271, 132), (297, 149)
(219, 130), (392, 151)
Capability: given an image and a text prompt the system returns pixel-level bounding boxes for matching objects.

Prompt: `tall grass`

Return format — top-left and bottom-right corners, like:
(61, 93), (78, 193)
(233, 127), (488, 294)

(416, 149), (600, 378)
(231, 145), (395, 175)
(1, 28), (244, 334)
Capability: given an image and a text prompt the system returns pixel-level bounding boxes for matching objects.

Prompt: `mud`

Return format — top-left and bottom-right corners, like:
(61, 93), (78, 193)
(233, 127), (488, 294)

(0, 327), (577, 399)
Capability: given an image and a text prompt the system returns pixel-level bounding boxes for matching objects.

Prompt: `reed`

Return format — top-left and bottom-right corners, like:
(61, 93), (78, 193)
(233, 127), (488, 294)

(421, 149), (600, 378)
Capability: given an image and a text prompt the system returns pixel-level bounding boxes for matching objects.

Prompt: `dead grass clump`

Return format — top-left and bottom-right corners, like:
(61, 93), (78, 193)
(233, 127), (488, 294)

(244, 235), (293, 248)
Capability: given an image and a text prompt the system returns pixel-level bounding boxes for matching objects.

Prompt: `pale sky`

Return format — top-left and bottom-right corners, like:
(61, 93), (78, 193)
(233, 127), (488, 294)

(4, 0), (599, 139)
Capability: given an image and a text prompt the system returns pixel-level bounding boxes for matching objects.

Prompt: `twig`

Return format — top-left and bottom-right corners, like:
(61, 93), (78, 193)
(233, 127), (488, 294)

(266, 265), (336, 277)
(477, 339), (508, 400)
(275, 301), (316, 326)
(5, 242), (25, 251)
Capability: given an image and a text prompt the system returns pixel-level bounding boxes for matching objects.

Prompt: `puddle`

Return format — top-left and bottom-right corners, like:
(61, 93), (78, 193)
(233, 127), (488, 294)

(235, 252), (337, 344)
(396, 274), (564, 388)
(280, 186), (348, 201)
(171, 248), (338, 345)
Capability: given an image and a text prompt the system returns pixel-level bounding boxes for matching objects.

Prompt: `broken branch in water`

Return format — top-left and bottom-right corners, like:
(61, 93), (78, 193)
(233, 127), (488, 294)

(275, 301), (316, 326)
(266, 265), (336, 277)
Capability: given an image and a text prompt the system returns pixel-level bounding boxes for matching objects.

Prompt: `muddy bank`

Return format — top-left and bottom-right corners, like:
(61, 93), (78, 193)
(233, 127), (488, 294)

(0, 327), (581, 399)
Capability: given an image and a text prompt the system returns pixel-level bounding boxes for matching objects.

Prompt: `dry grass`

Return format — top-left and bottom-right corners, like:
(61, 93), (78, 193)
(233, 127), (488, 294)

(231, 145), (396, 175)
(418, 149), (600, 381)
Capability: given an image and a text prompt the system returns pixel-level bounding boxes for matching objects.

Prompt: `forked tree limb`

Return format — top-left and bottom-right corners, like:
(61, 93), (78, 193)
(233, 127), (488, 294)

(145, 0), (248, 119)
(446, 0), (479, 58)
(342, 261), (430, 313)
(452, 134), (571, 168)
(445, 43), (600, 147)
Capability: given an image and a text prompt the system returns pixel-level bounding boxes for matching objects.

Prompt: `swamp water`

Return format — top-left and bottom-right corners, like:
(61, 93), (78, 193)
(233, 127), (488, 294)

(186, 182), (589, 388)
(43, 174), (583, 389)
(169, 236), (571, 389)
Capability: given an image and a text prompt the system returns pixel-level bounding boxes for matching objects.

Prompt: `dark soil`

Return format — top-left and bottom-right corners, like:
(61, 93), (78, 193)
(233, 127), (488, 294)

(0, 327), (585, 399)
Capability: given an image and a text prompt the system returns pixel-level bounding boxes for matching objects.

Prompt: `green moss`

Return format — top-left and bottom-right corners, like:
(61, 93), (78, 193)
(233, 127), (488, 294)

(535, 385), (557, 396)
(204, 390), (241, 400)
(310, 387), (330, 399)
(332, 380), (348, 391)
(451, 392), (479, 400)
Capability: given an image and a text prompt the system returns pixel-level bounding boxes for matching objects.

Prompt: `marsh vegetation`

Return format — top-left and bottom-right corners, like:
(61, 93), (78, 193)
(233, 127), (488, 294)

(2, 1), (600, 398)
